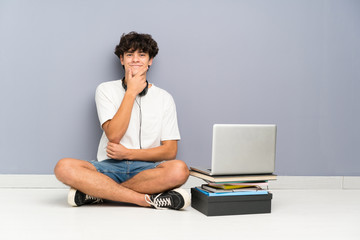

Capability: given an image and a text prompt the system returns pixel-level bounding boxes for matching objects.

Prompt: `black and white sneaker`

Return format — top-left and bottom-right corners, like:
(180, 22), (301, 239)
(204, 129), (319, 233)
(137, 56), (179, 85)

(67, 188), (103, 207)
(145, 188), (190, 210)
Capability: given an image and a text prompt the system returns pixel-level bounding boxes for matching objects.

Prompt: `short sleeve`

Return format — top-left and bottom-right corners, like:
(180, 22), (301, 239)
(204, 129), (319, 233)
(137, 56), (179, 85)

(95, 84), (117, 127)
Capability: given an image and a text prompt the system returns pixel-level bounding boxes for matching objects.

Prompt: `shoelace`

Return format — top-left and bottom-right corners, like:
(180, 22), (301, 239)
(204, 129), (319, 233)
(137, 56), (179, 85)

(145, 193), (172, 209)
(85, 194), (103, 204)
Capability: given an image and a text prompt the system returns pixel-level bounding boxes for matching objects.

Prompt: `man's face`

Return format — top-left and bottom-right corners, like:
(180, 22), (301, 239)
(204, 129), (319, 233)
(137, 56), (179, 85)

(120, 49), (153, 76)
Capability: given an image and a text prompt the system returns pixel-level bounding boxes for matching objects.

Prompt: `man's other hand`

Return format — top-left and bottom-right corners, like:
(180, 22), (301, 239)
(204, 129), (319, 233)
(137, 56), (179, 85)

(106, 142), (129, 160)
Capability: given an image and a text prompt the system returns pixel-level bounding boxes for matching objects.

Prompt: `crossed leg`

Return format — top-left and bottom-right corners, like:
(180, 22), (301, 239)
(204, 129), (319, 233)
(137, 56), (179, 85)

(54, 158), (190, 207)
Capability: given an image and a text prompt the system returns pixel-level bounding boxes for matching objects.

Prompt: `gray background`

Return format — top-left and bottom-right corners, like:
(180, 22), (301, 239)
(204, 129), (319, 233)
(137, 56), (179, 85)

(1, 0), (359, 176)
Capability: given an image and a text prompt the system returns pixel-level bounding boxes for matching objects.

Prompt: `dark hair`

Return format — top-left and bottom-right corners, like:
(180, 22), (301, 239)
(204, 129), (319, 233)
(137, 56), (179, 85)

(114, 31), (159, 59)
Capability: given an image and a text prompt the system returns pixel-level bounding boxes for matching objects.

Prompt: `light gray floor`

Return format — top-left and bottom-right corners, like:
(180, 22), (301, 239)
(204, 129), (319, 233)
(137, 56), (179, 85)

(1, 188), (359, 240)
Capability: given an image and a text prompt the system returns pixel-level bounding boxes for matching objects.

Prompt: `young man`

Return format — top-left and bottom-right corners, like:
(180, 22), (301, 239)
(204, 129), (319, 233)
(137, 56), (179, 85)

(54, 32), (190, 210)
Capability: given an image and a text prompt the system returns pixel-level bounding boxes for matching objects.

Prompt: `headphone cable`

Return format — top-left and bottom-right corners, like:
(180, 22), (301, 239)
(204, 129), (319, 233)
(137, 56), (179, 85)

(135, 97), (142, 149)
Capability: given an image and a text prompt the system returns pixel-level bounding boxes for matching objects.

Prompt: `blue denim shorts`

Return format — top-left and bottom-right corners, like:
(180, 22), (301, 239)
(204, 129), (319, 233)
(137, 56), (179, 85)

(88, 159), (164, 183)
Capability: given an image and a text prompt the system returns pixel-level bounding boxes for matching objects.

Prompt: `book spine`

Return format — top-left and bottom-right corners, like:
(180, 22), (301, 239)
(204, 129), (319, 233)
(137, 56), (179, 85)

(195, 187), (268, 196)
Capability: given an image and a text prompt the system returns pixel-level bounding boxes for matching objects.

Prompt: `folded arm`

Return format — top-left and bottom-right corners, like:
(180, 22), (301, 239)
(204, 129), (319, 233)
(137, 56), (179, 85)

(102, 66), (148, 143)
(106, 140), (178, 162)
(102, 91), (137, 143)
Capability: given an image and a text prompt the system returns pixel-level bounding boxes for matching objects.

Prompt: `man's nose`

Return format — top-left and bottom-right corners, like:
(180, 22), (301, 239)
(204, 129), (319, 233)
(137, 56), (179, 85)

(132, 54), (140, 62)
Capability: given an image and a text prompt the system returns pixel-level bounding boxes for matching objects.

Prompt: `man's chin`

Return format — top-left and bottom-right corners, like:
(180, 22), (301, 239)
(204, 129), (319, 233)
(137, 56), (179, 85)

(130, 68), (141, 76)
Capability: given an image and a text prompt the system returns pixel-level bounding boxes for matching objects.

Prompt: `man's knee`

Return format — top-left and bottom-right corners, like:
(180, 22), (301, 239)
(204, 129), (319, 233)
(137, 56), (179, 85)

(54, 158), (90, 186)
(54, 158), (73, 184)
(164, 160), (190, 187)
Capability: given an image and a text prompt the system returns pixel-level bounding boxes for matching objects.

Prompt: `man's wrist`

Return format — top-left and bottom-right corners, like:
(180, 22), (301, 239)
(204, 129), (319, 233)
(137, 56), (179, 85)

(124, 90), (137, 99)
(126, 148), (135, 160)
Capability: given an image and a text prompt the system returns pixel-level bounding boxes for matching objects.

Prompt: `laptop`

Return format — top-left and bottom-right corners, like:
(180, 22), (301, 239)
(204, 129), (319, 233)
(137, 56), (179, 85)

(190, 124), (277, 176)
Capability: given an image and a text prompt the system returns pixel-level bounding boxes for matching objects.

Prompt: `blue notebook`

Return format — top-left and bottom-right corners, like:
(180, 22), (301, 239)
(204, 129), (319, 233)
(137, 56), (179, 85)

(195, 187), (268, 197)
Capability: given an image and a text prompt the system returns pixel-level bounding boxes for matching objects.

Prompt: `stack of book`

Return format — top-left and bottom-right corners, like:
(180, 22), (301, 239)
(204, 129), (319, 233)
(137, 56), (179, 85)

(189, 170), (277, 216)
(190, 170), (277, 196)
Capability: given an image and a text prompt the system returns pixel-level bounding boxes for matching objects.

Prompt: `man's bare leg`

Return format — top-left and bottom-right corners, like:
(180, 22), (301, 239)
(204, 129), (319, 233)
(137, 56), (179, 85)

(54, 158), (149, 207)
(121, 160), (190, 194)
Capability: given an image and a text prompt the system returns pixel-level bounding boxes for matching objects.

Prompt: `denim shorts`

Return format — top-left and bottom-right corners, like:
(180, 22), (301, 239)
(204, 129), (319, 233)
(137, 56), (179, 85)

(88, 159), (164, 184)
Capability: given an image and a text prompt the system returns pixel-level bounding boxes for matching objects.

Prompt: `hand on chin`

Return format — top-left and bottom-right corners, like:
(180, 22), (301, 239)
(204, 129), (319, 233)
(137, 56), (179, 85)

(129, 66), (141, 76)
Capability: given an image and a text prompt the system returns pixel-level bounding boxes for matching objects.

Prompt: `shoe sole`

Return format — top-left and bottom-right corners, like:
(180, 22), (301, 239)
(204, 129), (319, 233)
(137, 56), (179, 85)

(67, 187), (78, 207)
(173, 188), (191, 210)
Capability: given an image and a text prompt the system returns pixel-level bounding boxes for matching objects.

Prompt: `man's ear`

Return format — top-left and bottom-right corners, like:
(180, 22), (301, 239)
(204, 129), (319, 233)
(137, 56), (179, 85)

(119, 55), (124, 65)
(148, 57), (153, 66)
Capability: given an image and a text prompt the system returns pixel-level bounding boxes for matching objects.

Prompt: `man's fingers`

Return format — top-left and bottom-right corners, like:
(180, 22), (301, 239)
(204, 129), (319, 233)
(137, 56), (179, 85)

(107, 143), (116, 153)
(106, 147), (111, 154)
(107, 148), (115, 158)
(125, 67), (133, 80)
(123, 66), (147, 95)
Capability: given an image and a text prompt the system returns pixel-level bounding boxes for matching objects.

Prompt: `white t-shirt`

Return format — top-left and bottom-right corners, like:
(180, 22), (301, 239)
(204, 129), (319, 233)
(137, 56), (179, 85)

(95, 80), (181, 161)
